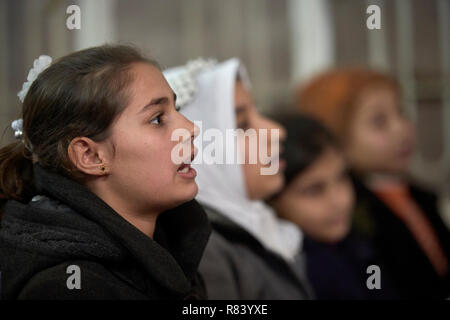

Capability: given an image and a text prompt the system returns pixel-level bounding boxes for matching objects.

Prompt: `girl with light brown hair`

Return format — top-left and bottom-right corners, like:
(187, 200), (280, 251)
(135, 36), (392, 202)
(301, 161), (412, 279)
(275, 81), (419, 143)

(296, 68), (450, 299)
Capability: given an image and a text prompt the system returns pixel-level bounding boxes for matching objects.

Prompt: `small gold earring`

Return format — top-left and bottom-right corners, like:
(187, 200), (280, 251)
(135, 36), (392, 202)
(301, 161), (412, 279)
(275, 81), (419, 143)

(99, 163), (107, 173)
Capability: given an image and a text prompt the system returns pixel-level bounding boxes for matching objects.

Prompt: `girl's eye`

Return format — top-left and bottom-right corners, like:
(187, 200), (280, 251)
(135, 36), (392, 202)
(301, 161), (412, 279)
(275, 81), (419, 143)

(150, 114), (163, 125)
(301, 183), (325, 197)
(371, 113), (388, 129)
(237, 121), (249, 130)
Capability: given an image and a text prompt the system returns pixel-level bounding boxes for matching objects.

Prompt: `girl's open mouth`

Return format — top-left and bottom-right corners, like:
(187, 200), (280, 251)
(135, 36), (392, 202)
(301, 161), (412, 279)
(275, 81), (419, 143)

(177, 163), (197, 178)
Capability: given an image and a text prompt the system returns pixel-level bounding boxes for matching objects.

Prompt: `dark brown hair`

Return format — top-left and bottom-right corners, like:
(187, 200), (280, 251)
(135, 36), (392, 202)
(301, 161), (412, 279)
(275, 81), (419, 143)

(0, 44), (159, 206)
(278, 114), (341, 186)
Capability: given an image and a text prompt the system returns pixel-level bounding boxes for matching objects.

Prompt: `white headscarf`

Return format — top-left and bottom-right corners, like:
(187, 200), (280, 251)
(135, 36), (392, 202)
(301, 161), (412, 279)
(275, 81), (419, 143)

(164, 58), (302, 261)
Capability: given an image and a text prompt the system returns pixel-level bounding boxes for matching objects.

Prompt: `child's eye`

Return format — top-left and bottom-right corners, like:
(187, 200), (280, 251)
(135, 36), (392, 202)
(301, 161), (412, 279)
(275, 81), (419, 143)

(302, 183), (325, 197)
(237, 121), (249, 130)
(371, 113), (388, 129)
(150, 114), (163, 125)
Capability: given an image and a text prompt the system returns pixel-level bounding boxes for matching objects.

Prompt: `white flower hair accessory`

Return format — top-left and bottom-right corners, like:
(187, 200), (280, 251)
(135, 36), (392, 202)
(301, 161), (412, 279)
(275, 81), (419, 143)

(12, 55), (52, 150)
(11, 119), (23, 139)
(17, 55), (52, 103)
(164, 58), (217, 109)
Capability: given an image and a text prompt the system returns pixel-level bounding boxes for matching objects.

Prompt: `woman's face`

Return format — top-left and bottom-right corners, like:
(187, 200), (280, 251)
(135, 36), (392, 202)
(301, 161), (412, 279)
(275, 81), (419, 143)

(234, 81), (287, 200)
(346, 85), (416, 175)
(272, 148), (354, 243)
(103, 62), (198, 213)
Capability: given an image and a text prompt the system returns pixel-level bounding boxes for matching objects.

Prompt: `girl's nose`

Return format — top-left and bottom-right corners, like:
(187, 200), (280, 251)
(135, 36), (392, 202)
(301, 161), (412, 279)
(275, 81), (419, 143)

(265, 117), (287, 142)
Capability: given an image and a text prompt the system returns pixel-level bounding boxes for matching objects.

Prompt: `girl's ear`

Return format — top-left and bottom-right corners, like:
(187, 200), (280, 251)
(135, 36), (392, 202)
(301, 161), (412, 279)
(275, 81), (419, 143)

(67, 137), (109, 176)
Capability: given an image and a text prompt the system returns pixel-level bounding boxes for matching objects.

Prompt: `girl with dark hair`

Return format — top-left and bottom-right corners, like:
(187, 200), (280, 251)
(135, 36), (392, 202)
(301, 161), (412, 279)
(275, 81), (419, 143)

(0, 45), (211, 300)
(270, 114), (399, 299)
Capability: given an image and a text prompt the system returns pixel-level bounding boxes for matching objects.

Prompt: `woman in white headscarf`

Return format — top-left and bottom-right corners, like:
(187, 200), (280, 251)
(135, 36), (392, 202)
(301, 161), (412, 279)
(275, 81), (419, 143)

(164, 58), (312, 299)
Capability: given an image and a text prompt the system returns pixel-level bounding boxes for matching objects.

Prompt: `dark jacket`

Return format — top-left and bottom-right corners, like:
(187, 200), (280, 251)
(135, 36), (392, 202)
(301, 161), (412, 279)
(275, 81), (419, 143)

(304, 232), (399, 300)
(0, 164), (211, 300)
(199, 206), (313, 299)
(352, 176), (450, 299)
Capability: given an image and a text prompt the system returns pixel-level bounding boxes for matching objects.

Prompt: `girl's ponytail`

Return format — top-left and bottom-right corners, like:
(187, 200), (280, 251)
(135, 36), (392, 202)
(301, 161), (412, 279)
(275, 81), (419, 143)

(0, 140), (35, 209)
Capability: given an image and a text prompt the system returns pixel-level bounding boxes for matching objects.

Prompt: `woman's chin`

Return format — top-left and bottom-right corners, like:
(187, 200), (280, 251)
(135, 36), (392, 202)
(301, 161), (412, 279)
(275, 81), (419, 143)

(177, 182), (199, 203)
(249, 176), (284, 201)
(264, 174), (285, 199)
(319, 230), (349, 244)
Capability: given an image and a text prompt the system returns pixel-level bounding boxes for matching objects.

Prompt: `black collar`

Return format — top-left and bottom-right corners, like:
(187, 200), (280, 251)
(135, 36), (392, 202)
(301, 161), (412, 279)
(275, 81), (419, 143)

(32, 163), (211, 297)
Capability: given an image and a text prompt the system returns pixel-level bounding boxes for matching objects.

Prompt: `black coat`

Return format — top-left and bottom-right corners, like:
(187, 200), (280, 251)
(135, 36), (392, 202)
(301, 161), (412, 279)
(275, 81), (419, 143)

(304, 232), (399, 300)
(351, 176), (450, 299)
(0, 164), (211, 300)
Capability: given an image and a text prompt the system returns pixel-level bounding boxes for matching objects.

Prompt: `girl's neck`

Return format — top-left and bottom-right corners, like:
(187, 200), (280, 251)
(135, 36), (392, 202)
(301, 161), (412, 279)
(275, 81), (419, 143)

(364, 172), (407, 191)
(88, 181), (159, 239)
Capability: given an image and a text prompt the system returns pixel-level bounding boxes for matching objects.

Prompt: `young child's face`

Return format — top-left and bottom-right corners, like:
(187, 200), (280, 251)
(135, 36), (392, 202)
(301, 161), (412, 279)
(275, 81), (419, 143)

(103, 62), (199, 212)
(273, 148), (354, 243)
(346, 85), (416, 175)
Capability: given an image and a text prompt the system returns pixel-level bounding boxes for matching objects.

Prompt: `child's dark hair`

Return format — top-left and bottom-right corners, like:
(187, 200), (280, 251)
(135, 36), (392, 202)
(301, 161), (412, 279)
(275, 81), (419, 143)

(0, 44), (159, 206)
(278, 113), (341, 187)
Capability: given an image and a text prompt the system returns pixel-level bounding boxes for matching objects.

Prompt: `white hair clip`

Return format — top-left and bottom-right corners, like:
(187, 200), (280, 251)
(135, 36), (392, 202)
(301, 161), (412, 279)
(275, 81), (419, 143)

(12, 55), (52, 150)
(11, 119), (23, 139)
(17, 55), (52, 103)
(11, 118), (33, 151)
(164, 58), (217, 109)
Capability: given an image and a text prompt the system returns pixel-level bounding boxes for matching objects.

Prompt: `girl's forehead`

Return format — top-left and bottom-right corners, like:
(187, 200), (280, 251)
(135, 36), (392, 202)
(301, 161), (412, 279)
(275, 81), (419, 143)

(126, 65), (173, 104)
(131, 63), (166, 86)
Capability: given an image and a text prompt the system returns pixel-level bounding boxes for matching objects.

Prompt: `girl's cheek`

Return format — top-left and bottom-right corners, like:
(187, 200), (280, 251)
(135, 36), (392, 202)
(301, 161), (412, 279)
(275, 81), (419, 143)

(365, 129), (389, 152)
(404, 123), (416, 144)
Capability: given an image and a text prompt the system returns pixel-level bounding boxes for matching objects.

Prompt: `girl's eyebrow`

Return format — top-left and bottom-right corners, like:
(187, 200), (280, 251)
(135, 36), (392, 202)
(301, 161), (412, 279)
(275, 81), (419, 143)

(138, 93), (176, 115)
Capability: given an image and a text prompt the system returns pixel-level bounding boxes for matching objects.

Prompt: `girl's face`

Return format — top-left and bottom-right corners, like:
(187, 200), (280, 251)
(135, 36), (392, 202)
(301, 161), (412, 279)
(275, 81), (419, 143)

(273, 148), (354, 243)
(346, 85), (416, 175)
(103, 63), (198, 214)
(234, 81), (287, 200)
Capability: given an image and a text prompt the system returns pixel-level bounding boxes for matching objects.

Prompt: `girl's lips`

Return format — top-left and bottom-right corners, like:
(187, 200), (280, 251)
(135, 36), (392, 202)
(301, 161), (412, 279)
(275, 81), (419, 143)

(398, 144), (414, 159)
(176, 144), (198, 179)
(278, 158), (287, 171)
(327, 211), (351, 226)
(177, 163), (197, 179)
(263, 157), (287, 171)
